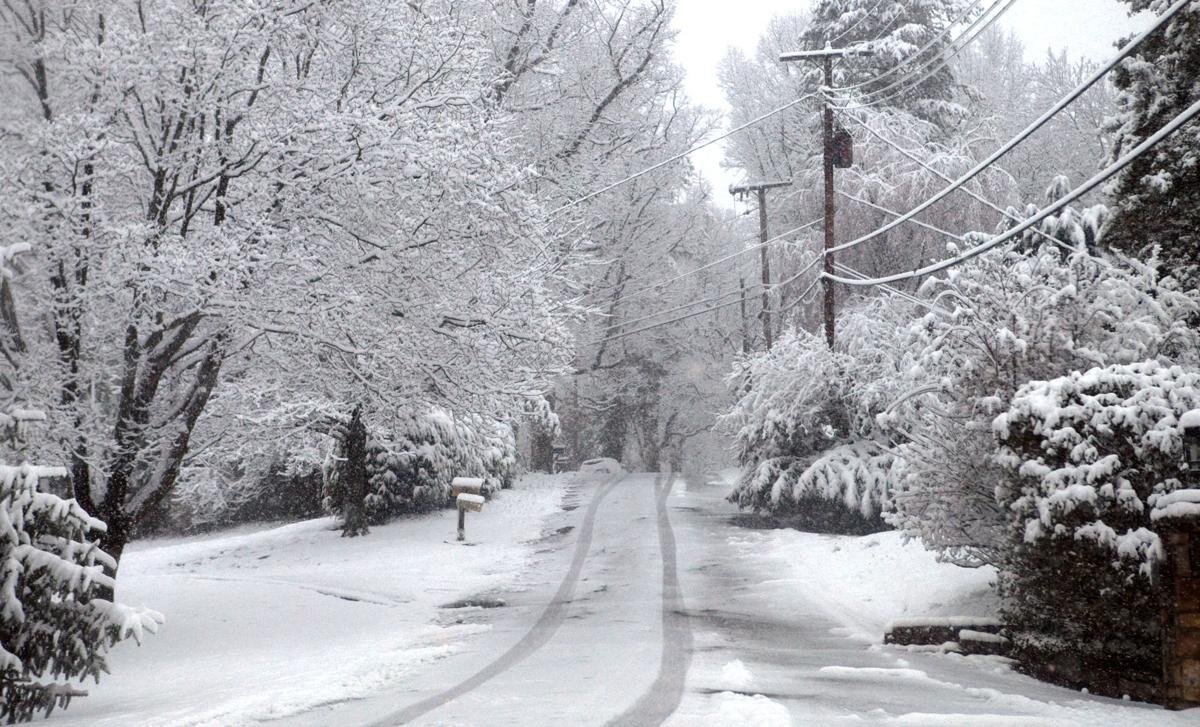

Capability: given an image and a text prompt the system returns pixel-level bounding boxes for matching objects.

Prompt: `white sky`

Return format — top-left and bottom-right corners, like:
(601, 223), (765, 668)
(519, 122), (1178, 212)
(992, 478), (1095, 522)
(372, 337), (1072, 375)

(670, 0), (1150, 207)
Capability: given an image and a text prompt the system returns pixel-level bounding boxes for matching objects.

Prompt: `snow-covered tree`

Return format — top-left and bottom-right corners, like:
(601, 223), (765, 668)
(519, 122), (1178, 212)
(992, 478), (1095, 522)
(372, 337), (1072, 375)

(322, 407), (518, 528)
(957, 26), (1115, 201)
(723, 297), (915, 529)
(0, 1), (575, 570)
(802, 0), (973, 127)
(993, 361), (1200, 696)
(886, 240), (1199, 567)
(0, 241), (160, 722)
(1102, 0), (1200, 288)
(0, 403), (161, 722)
(481, 0), (739, 471)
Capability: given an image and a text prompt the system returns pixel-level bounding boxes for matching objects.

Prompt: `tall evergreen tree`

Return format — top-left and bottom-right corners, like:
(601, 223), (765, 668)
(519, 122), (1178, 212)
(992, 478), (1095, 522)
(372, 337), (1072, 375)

(801, 0), (973, 129)
(1102, 0), (1200, 286)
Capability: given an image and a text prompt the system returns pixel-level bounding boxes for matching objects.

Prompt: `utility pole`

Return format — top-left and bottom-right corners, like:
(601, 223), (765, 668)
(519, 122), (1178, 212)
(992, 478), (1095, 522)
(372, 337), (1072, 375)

(730, 180), (791, 350)
(779, 44), (873, 348)
(738, 276), (750, 354)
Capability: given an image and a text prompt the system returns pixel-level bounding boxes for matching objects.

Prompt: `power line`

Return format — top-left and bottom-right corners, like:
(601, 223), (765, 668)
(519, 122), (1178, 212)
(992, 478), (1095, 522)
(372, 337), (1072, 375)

(586, 292), (752, 346)
(588, 217), (822, 302)
(838, 189), (965, 242)
(597, 283), (756, 333)
(825, 95), (1200, 287)
(813, 0), (1192, 261)
(546, 93), (816, 218)
(590, 254), (825, 345)
(833, 261), (951, 314)
(839, 109), (1090, 258)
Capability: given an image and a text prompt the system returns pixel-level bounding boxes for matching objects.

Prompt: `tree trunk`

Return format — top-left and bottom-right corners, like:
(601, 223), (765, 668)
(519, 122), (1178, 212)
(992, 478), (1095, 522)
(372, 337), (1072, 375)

(341, 406), (370, 537)
(599, 402), (626, 463)
(95, 509), (131, 602)
(530, 427), (554, 473)
(529, 394), (557, 473)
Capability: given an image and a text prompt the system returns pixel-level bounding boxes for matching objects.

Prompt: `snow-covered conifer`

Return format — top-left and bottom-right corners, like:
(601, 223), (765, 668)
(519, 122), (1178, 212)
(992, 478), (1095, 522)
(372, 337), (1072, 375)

(1102, 0), (1200, 287)
(1, 408), (161, 722)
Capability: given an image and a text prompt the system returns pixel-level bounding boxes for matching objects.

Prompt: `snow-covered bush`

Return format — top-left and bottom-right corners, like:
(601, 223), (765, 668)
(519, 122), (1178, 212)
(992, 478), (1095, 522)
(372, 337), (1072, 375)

(166, 460), (324, 534)
(885, 245), (1199, 567)
(1003, 176), (1108, 255)
(993, 362), (1200, 695)
(323, 409), (518, 526)
(724, 299), (913, 530)
(1, 414), (162, 722)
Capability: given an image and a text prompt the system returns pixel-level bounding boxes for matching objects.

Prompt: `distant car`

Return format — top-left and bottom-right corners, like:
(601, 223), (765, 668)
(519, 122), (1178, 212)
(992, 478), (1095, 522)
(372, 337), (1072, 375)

(579, 457), (623, 475)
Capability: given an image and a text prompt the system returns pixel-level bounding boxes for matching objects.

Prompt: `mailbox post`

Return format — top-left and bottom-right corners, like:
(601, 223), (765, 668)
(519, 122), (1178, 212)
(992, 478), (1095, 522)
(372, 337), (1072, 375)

(452, 477), (485, 542)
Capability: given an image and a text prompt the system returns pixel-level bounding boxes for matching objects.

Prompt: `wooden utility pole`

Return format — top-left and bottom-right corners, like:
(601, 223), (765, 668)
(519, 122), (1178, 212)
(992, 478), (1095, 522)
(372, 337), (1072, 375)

(738, 276), (750, 353)
(730, 180), (791, 350)
(779, 44), (873, 348)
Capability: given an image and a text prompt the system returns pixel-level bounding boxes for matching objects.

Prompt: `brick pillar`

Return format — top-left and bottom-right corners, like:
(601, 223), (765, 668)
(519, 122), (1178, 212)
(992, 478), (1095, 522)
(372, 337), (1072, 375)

(1155, 490), (1200, 709)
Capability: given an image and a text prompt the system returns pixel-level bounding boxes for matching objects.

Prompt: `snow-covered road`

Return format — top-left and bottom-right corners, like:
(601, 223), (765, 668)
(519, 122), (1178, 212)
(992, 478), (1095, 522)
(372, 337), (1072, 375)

(288, 471), (687, 726)
(303, 470), (1195, 726)
(44, 469), (1198, 725)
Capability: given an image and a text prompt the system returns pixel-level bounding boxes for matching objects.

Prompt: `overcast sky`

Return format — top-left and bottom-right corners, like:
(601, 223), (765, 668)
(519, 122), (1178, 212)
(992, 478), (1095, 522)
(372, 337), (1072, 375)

(670, 0), (1150, 207)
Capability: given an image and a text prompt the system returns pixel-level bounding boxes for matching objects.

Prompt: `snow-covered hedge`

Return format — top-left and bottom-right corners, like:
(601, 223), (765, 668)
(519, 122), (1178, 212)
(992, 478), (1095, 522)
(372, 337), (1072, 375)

(994, 361), (1200, 695)
(324, 409), (518, 524)
(1, 460), (162, 722)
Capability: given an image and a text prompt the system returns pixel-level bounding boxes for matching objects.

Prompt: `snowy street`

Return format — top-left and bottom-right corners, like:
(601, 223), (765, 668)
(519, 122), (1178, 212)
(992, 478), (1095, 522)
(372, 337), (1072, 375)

(50, 469), (1188, 726)
(290, 471), (1200, 726)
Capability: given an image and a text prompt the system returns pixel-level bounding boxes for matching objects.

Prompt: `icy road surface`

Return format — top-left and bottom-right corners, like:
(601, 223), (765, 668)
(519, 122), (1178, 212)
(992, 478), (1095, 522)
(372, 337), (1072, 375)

(280, 472), (1194, 726)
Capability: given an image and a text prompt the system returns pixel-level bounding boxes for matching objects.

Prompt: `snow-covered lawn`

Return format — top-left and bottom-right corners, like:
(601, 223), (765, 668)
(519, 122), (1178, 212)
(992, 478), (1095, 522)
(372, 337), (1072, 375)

(46, 473), (572, 727)
(735, 528), (999, 643)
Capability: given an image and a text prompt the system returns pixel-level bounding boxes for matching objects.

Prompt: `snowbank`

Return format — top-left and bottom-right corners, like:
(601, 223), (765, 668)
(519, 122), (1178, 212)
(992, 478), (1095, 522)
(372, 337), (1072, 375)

(725, 528), (998, 643)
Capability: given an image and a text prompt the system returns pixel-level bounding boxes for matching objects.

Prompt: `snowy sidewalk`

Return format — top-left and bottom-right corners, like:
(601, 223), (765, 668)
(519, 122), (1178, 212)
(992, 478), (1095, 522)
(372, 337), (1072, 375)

(666, 474), (1196, 726)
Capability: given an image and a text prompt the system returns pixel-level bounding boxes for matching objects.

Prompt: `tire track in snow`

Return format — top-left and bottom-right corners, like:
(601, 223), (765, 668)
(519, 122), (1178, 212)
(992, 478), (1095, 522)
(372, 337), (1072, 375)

(606, 468), (692, 727)
(372, 471), (626, 726)
(141, 573), (409, 607)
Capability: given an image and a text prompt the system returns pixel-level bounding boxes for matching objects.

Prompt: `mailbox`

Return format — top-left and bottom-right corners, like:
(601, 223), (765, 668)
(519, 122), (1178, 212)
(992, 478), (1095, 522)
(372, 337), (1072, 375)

(456, 493), (484, 512)
(453, 481), (486, 542)
(452, 477), (484, 497)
